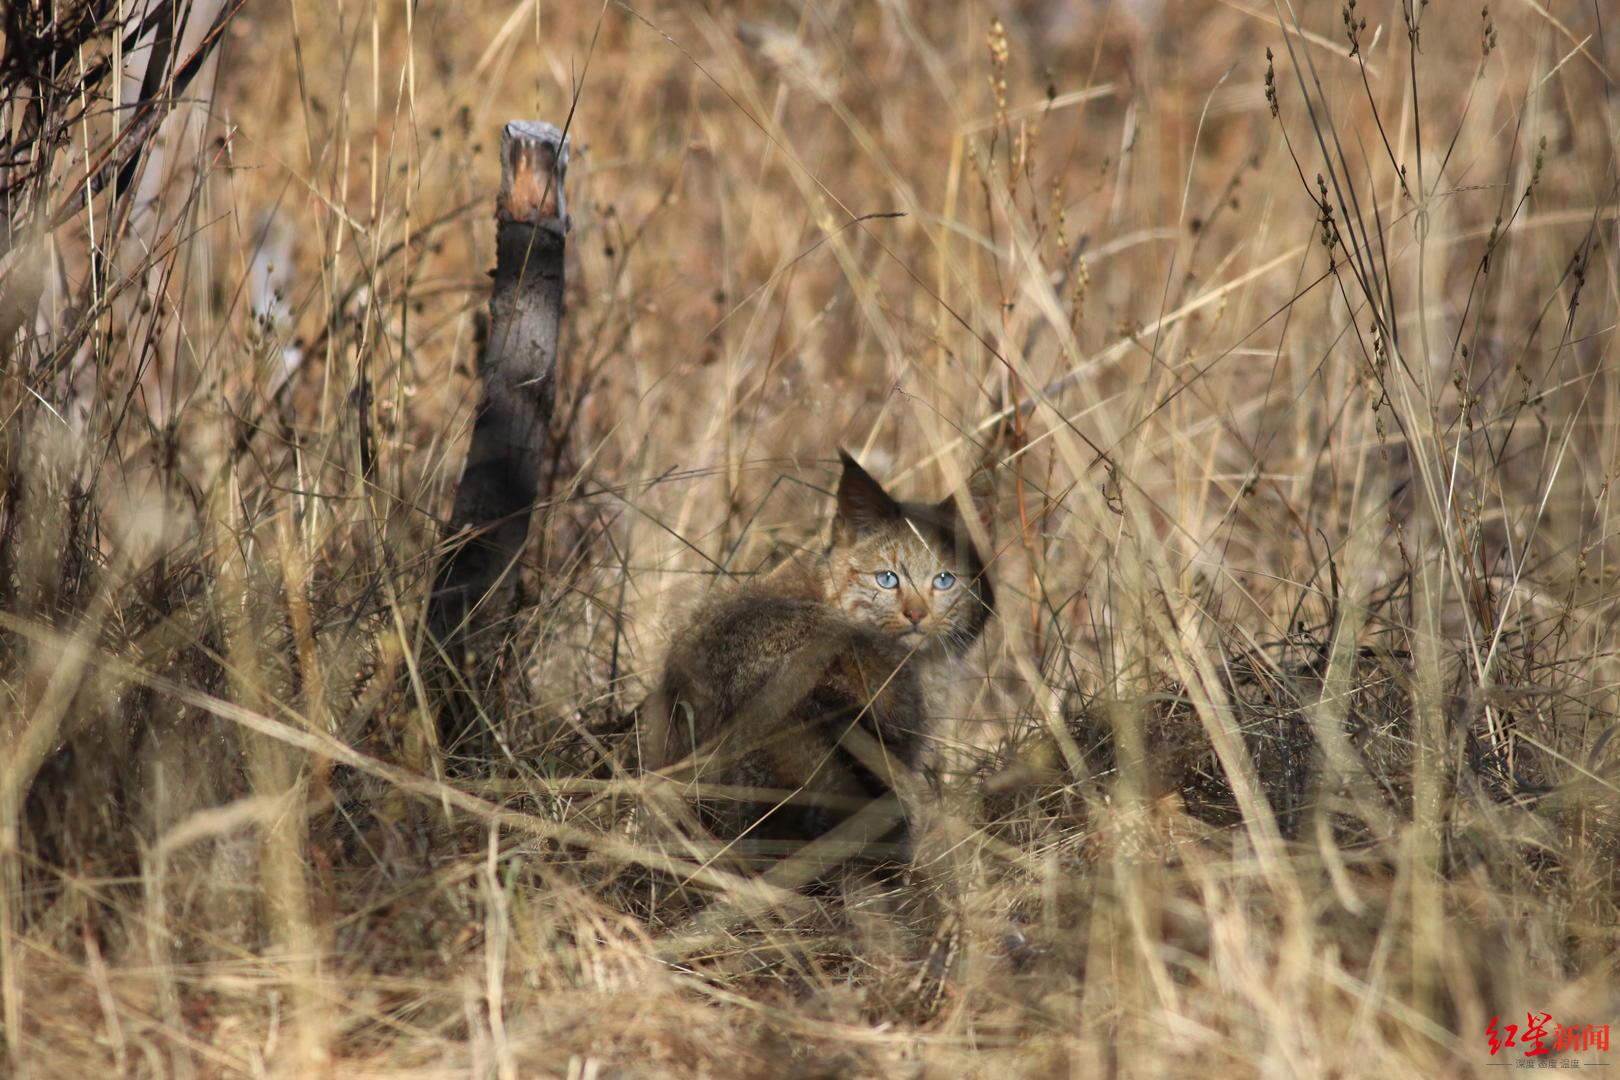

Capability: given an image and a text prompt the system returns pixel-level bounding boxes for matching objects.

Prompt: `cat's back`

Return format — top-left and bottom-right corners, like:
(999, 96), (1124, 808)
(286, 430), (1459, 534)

(663, 586), (903, 715)
(647, 580), (924, 770)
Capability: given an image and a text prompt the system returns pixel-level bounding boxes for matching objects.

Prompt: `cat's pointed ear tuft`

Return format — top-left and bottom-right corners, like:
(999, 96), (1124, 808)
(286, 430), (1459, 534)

(835, 450), (901, 539)
(937, 464), (996, 538)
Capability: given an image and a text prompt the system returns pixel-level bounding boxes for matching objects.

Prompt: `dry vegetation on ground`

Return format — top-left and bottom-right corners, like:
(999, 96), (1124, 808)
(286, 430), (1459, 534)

(3, 0), (1619, 1075)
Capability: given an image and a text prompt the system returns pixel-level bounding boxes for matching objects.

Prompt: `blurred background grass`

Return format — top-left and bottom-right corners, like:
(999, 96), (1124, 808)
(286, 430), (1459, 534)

(2, 0), (1618, 1075)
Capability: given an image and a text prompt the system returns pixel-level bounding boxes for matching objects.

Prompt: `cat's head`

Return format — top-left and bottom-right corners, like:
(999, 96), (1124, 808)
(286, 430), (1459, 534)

(823, 450), (994, 656)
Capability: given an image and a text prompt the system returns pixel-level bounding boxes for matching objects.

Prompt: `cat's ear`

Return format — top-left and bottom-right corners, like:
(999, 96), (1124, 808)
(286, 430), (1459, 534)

(835, 449), (901, 539)
(936, 464), (995, 538)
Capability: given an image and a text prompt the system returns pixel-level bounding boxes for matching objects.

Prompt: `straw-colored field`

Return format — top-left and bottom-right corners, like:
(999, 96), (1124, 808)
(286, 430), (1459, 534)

(3, 0), (1618, 1075)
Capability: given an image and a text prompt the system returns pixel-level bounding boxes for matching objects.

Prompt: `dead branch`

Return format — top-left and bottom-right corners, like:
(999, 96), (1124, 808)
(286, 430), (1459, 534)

(425, 120), (570, 757)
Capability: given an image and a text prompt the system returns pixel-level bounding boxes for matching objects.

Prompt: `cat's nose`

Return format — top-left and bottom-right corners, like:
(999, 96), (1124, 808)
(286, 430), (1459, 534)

(902, 603), (926, 625)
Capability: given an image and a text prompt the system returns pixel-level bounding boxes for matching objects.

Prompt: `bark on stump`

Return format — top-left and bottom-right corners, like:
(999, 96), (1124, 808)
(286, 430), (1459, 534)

(426, 120), (569, 758)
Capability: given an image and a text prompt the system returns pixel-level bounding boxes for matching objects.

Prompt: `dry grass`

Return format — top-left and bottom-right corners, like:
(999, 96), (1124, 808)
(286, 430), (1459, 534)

(3, 0), (1619, 1075)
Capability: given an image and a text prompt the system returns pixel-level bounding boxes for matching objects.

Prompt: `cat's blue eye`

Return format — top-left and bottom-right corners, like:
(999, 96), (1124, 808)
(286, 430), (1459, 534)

(874, 570), (899, 589)
(933, 571), (957, 590)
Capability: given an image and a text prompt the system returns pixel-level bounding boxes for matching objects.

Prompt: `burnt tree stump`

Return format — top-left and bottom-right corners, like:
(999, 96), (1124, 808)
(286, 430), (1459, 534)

(426, 120), (570, 757)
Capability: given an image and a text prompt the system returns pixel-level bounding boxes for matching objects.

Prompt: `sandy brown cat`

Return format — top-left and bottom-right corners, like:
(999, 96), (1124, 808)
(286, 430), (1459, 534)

(641, 451), (993, 876)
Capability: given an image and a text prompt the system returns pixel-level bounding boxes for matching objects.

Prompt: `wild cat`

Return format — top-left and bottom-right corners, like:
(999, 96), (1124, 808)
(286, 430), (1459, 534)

(642, 451), (993, 877)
